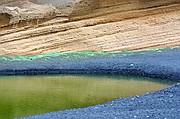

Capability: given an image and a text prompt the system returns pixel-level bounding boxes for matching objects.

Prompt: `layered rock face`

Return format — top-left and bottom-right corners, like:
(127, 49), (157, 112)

(0, 0), (180, 56)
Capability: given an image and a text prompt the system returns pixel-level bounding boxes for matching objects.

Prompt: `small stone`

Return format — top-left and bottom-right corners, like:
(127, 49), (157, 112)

(146, 116), (150, 118)
(130, 63), (134, 67)
(169, 95), (173, 98)
(134, 116), (137, 118)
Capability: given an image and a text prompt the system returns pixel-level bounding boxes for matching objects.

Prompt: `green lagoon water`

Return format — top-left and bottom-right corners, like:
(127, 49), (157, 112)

(0, 75), (177, 119)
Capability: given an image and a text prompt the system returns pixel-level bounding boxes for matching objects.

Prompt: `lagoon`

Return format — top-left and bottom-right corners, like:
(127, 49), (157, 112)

(0, 75), (176, 119)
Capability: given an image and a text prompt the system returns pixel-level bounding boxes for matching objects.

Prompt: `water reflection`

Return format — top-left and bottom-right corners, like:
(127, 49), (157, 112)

(0, 75), (177, 119)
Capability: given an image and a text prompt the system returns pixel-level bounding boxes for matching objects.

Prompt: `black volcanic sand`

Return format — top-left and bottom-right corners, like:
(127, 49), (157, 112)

(0, 49), (180, 119)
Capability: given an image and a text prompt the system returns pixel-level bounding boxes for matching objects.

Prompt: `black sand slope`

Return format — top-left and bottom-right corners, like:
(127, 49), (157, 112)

(0, 49), (180, 81)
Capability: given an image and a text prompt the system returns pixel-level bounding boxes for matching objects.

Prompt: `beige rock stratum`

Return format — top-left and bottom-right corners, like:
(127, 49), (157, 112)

(0, 0), (180, 56)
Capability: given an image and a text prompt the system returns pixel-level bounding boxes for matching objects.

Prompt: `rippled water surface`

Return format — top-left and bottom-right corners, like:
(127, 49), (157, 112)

(0, 75), (177, 119)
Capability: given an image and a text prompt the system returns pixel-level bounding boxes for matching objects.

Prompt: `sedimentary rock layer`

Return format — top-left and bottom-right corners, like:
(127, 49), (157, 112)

(0, 0), (180, 56)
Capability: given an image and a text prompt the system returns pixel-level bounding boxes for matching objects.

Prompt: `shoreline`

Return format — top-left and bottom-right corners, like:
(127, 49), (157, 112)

(0, 49), (179, 118)
(22, 84), (180, 119)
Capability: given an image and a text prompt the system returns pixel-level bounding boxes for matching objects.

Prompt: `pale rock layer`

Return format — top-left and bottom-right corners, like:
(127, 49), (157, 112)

(0, 0), (180, 56)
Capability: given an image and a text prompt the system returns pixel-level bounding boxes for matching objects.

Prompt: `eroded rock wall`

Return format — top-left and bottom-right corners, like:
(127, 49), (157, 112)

(0, 0), (180, 56)
(70, 0), (180, 20)
(1, 0), (180, 27)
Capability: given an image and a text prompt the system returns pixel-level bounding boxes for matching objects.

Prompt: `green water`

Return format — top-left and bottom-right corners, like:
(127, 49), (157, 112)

(0, 75), (177, 119)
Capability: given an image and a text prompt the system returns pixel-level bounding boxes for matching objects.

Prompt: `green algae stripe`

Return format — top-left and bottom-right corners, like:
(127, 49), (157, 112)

(0, 47), (178, 62)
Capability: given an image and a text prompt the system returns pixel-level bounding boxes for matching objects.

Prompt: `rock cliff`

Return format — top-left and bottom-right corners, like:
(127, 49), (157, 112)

(0, 0), (180, 56)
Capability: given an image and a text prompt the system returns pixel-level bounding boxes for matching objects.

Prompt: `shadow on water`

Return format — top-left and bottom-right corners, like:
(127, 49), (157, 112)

(0, 75), (178, 119)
